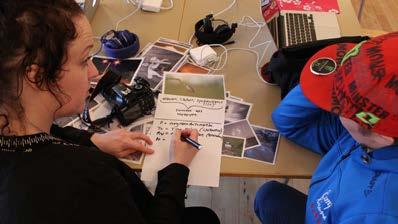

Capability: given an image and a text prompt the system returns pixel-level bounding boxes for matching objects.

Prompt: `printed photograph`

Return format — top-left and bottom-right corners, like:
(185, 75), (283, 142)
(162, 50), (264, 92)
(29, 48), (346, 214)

(143, 122), (153, 135)
(154, 42), (189, 54)
(243, 125), (280, 164)
(90, 80), (100, 89)
(122, 123), (145, 164)
(177, 62), (210, 74)
(163, 72), (225, 100)
(223, 120), (260, 148)
(100, 119), (123, 132)
(157, 37), (192, 49)
(91, 56), (111, 74)
(54, 100), (100, 127)
(228, 95), (243, 101)
(66, 117), (107, 133)
(92, 56), (144, 86)
(87, 99), (100, 111)
(54, 115), (79, 127)
(225, 99), (252, 124)
(67, 117), (90, 131)
(134, 46), (186, 89)
(89, 101), (113, 127)
(222, 135), (246, 158)
(138, 42), (153, 57)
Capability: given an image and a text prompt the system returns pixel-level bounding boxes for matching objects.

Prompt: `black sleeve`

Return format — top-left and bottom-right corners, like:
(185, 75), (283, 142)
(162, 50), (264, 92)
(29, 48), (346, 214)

(74, 155), (189, 224)
(145, 163), (189, 224)
(71, 151), (147, 224)
(50, 124), (95, 147)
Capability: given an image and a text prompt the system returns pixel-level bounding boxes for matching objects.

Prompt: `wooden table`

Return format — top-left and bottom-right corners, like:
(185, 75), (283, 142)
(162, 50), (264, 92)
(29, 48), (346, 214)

(90, 0), (362, 178)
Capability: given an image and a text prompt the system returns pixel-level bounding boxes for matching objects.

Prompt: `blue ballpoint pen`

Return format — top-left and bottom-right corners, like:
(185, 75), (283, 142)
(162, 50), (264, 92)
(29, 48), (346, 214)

(180, 135), (203, 150)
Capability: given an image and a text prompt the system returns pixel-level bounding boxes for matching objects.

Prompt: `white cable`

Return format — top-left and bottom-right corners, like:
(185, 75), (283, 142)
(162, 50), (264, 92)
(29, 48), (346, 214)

(188, 16), (272, 84)
(188, 33), (195, 45)
(126, 0), (140, 5)
(116, 0), (142, 30)
(161, 0), (174, 10)
(213, 0), (237, 17)
(127, 0), (173, 10)
(237, 16), (269, 62)
(185, 1), (273, 84)
(206, 16), (271, 69)
(213, 46), (271, 84)
(206, 15), (272, 84)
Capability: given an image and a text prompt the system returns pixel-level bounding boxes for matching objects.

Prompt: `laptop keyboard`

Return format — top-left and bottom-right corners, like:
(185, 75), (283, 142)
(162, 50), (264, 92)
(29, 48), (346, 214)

(267, 16), (280, 48)
(284, 13), (317, 46)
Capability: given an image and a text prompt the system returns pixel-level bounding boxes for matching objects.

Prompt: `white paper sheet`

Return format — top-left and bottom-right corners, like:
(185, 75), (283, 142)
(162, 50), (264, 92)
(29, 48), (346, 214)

(141, 94), (225, 187)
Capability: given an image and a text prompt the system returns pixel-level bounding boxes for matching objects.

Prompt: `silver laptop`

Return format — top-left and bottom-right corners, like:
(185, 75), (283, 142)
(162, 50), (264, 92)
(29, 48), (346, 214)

(75, 0), (99, 21)
(267, 10), (341, 48)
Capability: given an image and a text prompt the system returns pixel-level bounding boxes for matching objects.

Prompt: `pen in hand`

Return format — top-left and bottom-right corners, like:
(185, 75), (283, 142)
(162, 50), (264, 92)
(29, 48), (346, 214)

(180, 135), (203, 150)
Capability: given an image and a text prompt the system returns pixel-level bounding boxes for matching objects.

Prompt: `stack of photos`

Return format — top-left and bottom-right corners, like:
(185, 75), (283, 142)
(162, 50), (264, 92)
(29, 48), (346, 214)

(159, 71), (279, 164)
(221, 93), (280, 165)
(58, 36), (280, 166)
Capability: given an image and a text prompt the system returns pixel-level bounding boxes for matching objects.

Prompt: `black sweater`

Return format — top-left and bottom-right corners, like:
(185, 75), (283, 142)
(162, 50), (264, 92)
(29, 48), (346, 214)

(0, 125), (189, 224)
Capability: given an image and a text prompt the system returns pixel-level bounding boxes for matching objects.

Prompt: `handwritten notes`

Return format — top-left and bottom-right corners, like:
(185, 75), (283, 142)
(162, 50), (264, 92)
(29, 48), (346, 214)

(153, 120), (223, 140)
(141, 94), (225, 187)
(155, 95), (225, 122)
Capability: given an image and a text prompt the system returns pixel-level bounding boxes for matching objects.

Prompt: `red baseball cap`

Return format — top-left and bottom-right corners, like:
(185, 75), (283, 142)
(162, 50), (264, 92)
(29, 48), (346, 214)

(301, 32), (398, 137)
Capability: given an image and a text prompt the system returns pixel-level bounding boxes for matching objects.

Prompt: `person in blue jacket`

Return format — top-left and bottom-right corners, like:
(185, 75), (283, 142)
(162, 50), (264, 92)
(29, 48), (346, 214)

(254, 32), (398, 224)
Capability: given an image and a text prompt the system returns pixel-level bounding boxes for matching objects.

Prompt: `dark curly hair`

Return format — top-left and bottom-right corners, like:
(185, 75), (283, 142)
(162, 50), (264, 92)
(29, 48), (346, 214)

(0, 0), (84, 134)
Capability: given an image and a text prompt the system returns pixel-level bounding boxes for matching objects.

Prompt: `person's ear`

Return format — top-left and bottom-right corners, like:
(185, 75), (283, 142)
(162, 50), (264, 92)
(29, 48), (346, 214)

(24, 64), (42, 90)
(378, 134), (395, 146)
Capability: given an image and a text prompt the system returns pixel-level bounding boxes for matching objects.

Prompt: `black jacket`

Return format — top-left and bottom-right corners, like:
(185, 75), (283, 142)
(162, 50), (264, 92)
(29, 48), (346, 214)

(265, 36), (370, 99)
(0, 125), (189, 224)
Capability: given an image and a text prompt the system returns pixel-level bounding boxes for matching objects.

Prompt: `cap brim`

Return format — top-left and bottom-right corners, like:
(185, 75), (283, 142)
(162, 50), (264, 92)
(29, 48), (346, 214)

(300, 43), (356, 112)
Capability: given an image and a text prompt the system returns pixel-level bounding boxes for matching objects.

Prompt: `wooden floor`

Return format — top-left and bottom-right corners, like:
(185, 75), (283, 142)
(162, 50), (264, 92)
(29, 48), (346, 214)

(352, 0), (398, 32)
(186, 177), (310, 223)
(185, 2), (397, 223)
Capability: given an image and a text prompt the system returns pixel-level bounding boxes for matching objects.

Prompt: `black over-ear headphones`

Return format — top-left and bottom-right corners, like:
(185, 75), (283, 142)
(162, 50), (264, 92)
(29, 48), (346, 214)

(194, 14), (238, 45)
(101, 30), (140, 59)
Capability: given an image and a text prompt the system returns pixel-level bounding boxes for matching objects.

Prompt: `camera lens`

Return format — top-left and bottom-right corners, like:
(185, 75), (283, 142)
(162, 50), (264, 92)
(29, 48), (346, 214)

(135, 84), (143, 90)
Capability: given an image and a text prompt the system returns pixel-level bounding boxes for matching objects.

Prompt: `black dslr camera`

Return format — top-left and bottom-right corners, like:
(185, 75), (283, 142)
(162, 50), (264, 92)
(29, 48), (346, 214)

(82, 70), (155, 127)
(102, 77), (155, 126)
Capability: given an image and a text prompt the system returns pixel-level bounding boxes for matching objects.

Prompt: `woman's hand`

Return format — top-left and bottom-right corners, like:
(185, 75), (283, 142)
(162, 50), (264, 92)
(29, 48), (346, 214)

(90, 129), (154, 158)
(171, 129), (199, 167)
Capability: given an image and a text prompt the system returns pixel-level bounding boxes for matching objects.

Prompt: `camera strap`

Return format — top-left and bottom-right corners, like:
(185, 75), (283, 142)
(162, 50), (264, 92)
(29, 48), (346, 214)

(81, 70), (121, 127)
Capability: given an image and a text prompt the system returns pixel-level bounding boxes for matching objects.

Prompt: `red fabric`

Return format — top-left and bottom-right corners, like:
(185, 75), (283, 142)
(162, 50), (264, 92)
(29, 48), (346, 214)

(262, 0), (340, 22)
(262, 0), (280, 22)
(300, 32), (398, 137)
(277, 0), (339, 13)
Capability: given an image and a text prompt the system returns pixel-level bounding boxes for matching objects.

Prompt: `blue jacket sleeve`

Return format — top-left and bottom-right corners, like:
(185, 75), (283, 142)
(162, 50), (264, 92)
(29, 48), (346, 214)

(340, 214), (398, 224)
(271, 85), (345, 155)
